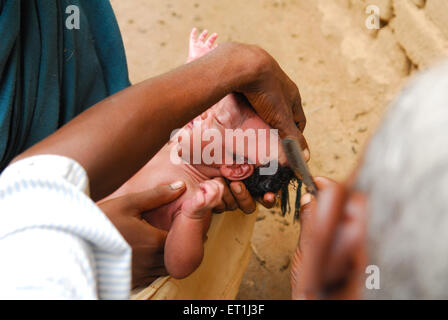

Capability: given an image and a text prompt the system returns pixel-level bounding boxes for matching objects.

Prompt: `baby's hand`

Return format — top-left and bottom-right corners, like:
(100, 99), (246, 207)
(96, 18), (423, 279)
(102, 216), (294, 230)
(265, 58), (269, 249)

(181, 180), (224, 219)
(187, 28), (218, 63)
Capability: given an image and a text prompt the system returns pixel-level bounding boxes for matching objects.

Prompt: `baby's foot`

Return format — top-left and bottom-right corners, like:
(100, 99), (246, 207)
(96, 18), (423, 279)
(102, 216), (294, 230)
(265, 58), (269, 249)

(181, 180), (224, 219)
(187, 28), (218, 63)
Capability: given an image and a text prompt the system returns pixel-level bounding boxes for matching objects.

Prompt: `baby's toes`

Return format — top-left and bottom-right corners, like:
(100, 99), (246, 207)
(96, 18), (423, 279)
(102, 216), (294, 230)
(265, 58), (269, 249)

(190, 27), (198, 42)
(200, 181), (223, 208)
(205, 33), (218, 48)
(210, 179), (225, 201)
(198, 29), (209, 43)
(181, 190), (207, 218)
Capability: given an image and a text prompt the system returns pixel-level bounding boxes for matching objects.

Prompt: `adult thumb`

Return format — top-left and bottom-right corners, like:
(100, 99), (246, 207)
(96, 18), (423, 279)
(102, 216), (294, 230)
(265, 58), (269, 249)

(283, 124), (309, 157)
(129, 181), (186, 213)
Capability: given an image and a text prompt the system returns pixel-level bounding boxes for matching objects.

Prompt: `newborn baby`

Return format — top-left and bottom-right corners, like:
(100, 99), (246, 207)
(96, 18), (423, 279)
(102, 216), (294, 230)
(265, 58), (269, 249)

(106, 29), (299, 279)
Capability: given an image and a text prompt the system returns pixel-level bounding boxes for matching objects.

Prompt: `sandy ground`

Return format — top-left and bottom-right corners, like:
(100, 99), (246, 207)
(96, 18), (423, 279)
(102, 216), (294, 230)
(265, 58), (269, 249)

(110, 0), (410, 299)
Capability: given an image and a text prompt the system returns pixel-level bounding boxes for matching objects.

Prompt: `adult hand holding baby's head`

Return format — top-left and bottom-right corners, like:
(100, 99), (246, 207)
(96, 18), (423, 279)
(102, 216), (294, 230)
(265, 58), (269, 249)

(223, 43), (309, 160)
(210, 178), (276, 214)
(193, 41), (309, 161)
(97, 181), (187, 288)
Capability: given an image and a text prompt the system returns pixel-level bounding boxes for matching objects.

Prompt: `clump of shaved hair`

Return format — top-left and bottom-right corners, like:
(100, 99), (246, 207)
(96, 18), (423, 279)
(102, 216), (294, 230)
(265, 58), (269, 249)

(241, 162), (302, 220)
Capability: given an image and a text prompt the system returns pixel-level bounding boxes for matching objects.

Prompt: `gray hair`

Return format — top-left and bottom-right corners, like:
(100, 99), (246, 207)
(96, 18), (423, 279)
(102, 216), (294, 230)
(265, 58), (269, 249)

(357, 60), (448, 299)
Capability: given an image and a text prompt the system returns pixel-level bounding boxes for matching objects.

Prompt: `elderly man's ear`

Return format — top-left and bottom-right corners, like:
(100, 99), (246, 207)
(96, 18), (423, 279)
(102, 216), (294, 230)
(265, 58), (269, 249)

(219, 164), (254, 181)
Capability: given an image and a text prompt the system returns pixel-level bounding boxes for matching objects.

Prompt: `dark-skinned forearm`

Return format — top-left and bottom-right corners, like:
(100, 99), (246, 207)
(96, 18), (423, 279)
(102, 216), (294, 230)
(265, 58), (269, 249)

(14, 43), (261, 200)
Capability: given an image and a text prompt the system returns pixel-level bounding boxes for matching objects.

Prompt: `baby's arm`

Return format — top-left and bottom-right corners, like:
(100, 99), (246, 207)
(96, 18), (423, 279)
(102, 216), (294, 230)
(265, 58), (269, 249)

(165, 180), (223, 279)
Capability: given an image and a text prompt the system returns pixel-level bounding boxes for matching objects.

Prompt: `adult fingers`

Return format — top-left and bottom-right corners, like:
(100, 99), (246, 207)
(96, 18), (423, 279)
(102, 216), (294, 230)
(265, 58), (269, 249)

(123, 218), (168, 250)
(291, 177), (346, 298)
(290, 192), (317, 300)
(284, 125), (310, 161)
(322, 192), (367, 285)
(212, 178), (238, 213)
(292, 91), (306, 133)
(131, 247), (168, 288)
(313, 177), (347, 250)
(259, 192), (276, 209)
(307, 176), (348, 293)
(297, 192), (317, 254)
(127, 181), (186, 215)
(230, 181), (256, 214)
(298, 177), (343, 253)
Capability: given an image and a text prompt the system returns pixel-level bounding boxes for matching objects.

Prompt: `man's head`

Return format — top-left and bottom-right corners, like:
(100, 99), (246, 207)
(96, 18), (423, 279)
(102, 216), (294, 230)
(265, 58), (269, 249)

(356, 61), (448, 299)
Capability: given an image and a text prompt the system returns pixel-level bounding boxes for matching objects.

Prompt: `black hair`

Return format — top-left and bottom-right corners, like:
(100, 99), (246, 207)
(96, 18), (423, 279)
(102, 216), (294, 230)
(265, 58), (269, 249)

(241, 162), (302, 220)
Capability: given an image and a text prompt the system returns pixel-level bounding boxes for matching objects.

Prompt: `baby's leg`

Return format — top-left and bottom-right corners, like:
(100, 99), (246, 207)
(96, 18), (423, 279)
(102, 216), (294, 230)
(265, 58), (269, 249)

(187, 28), (218, 63)
(165, 180), (224, 279)
(186, 28), (249, 123)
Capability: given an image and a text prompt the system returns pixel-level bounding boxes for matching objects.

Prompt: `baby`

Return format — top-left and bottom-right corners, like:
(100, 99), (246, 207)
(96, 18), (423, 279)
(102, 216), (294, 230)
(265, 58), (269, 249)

(106, 29), (299, 279)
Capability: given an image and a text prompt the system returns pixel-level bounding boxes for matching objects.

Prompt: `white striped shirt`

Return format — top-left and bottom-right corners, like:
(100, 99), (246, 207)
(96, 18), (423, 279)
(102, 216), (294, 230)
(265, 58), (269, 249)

(0, 155), (131, 299)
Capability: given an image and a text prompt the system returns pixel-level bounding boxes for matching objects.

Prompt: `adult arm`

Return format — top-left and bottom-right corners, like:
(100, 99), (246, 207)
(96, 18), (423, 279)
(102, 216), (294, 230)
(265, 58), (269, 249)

(15, 43), (307, 201)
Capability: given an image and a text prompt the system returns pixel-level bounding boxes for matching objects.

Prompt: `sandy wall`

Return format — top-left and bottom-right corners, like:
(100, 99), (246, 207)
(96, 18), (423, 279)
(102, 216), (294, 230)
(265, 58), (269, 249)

(351, 0), (448, 69)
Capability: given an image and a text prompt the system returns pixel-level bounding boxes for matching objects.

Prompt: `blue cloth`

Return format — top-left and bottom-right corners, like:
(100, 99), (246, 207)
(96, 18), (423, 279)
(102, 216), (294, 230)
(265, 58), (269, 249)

(0, 0), (131, 171)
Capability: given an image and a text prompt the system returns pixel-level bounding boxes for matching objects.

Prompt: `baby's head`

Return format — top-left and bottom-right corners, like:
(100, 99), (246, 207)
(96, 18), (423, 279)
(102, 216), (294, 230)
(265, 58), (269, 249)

(175, 93), (301, 217)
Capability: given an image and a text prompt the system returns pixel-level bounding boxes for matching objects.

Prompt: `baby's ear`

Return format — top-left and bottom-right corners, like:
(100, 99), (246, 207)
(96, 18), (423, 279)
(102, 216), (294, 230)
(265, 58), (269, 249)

(219, 164), (254, 181)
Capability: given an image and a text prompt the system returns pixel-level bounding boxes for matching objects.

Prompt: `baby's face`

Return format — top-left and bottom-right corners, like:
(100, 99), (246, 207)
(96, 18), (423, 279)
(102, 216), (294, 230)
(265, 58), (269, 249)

(177, 94), (287, 170)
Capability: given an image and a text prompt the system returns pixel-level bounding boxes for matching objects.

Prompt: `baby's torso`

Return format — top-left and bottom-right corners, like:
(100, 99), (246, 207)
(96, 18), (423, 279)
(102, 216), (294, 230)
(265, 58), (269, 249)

(107, 146), (208, 231)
